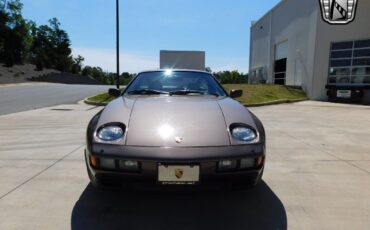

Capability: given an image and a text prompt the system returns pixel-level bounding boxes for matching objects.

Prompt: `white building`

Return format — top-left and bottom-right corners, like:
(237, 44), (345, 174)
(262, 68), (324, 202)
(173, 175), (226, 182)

(160, 50), (206, 71)
(249, 0), (370, 103)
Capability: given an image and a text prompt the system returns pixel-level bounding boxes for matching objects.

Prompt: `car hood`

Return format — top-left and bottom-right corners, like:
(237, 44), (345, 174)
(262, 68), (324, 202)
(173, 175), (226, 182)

(95, 96), (257, 147)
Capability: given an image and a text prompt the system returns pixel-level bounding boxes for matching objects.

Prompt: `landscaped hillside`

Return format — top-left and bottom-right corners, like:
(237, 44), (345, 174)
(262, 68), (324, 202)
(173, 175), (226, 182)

(0, 0), (116, 85)
(0, 64), (104, 85)
(0, 64), (58, 84)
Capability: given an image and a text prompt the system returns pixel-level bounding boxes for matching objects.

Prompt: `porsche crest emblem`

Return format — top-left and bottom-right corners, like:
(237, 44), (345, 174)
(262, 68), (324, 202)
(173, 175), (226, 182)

(174, 136), (183, 143)
(175, 169), (183, 179)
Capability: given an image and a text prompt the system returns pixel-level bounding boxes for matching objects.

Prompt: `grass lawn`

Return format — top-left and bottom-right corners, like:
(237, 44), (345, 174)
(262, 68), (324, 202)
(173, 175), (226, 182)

(86, 92), (115, 104)
(223, 84), (307, 105)
(85, 84), (307, 106)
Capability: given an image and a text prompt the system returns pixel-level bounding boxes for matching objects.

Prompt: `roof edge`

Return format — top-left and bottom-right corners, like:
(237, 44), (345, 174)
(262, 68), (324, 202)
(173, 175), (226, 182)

(160, 50), (205, 53)
(251, 0), (288, 28)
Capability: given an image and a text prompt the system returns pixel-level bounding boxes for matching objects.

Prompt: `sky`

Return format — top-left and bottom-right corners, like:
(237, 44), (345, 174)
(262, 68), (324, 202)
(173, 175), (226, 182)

(21, 0), (281, 73)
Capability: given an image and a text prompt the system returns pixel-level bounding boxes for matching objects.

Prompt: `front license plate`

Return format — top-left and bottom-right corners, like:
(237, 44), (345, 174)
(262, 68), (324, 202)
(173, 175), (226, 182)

(158, 165), (200, 185)
(337, 90), (351, 98)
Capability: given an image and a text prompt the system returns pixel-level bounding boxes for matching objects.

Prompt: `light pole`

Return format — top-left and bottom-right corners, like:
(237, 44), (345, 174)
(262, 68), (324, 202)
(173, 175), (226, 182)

(116, 0), (120, 89)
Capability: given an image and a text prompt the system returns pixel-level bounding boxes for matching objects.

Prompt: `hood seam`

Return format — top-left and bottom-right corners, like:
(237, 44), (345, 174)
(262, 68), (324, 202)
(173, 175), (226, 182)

(216, 100), (232, 146)
(124, 97), (138, 145)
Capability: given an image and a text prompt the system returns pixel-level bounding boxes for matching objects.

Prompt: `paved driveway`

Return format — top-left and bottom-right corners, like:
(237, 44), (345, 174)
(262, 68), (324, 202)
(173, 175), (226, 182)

(253, 101), (370, 229)
(0, 101), (369, 229)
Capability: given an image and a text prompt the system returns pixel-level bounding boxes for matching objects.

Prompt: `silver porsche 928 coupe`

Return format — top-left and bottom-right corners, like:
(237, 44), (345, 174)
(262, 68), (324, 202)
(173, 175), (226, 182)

(85, 69), (265, 189)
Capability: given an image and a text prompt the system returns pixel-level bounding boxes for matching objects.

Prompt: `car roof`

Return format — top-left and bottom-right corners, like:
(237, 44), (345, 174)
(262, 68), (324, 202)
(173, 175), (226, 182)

(137, 69), (211, 75)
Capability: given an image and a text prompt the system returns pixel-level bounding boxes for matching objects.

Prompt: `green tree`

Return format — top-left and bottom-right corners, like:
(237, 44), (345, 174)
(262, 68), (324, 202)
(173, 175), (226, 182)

(30, 18), (72, 71)
(48, 18), (72, 71)
(71, 55), (84, 74)
(0, 0), (32, 66)
(0, 0), (130, 86)
(120, 72), (134, 85)
(82, 66), (92, 77)
(213, 70), (248, 84)
(0, 10), (9, 62)
(30, 24), (52, 70)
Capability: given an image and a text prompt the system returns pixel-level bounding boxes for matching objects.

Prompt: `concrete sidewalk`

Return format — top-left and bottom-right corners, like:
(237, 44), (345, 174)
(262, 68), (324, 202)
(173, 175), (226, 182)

(0, 101), (369, 229)
(0, 102), (101, 229)
(253, 101), (370, 229)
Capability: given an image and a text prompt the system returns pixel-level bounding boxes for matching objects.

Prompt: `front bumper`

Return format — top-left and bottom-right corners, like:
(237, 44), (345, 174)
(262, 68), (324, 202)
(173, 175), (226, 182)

(85, 144), (265, 187)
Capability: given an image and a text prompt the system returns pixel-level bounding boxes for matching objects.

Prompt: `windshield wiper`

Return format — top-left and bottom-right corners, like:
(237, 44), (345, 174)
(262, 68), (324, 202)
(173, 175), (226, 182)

(169, 90), (219, 97)
(127, 89), (170, 95)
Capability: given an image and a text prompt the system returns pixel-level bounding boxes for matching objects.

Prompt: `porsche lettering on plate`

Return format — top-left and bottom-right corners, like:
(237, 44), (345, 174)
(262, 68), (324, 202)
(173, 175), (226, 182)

(158, 165), (200, 185)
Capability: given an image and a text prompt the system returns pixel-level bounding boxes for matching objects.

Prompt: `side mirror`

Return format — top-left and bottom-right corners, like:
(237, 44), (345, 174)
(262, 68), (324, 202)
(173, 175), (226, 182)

(230, 89), (243, 99)
(108, 88), (121, 98)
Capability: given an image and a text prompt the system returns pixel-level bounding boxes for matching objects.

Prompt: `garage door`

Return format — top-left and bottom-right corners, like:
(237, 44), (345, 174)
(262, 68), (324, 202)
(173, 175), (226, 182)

(328, 39), (370, 85)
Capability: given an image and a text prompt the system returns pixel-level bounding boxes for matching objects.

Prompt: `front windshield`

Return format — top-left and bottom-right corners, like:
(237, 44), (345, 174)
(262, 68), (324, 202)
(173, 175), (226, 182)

(124, 71), (227, 96)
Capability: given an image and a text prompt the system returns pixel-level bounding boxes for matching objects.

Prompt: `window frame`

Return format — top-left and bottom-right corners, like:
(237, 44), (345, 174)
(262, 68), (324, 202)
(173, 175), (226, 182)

(328, 39), (370, 86)
(122, 71), (228, 97)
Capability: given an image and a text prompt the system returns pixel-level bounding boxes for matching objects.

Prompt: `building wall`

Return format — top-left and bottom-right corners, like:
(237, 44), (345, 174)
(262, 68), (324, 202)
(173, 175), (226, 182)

(250, 0), (319, 97)
(160, 50), (206, 71)
(270, 0), (318, 94)
(312, 0), (370, 100)
(250, 0), (370, 100)
(249, 14), (272, 74)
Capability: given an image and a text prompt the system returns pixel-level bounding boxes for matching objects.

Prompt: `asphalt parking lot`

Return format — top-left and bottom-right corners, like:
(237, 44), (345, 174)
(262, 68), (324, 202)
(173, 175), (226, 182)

(0, 101), (370, 230)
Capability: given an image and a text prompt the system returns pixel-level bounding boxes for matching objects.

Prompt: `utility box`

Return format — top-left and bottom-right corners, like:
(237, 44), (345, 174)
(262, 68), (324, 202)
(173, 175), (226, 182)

(160, 50), (205, 71)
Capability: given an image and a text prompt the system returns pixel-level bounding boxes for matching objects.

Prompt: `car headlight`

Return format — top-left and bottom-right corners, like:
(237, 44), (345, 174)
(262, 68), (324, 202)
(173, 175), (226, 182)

(231, 126), (257, 142)
(97, 125), (124, 141)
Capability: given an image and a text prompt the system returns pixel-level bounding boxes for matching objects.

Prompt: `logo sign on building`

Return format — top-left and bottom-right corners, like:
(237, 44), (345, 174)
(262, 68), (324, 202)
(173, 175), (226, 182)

(319, 0), (358, 24)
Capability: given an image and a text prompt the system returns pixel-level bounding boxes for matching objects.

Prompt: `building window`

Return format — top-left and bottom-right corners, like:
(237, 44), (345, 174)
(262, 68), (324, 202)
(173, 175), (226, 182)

(329, 39), (370, 85)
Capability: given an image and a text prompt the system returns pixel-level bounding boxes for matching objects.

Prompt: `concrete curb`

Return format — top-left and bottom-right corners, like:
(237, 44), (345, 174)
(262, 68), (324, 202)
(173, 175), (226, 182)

(245, 98), (308, 107)
(83, 87), (127, 106)
(0, 82), (56, 88)
(83, 98), (108, 106)
(83, 91), (115, 106)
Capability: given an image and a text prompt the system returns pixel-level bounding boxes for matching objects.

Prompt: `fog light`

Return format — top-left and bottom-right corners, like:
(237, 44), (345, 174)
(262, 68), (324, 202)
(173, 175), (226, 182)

(218, 160), (237, 171)
(99, 158), (116, 170)
(240, 158), (255, 169)
(119, 160), (139, 172)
